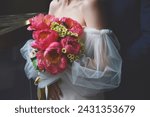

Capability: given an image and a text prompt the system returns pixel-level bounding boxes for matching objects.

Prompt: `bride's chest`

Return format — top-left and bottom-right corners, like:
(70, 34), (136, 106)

(55, 11), (81, 23)
(49, 2), (86, 26)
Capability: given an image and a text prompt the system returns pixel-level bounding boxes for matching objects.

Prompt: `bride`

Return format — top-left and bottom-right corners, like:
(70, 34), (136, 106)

(21, 0), (122, 100)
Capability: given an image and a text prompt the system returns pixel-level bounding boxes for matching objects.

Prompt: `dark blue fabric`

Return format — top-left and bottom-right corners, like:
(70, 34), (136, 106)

(104, 0), (150, 99)
(128, 0), (150, 61)
(106, 0), (150, 62)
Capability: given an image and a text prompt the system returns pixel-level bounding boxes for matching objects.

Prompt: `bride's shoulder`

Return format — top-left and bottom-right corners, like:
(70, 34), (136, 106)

(82, 0), (106, 29)
(82, 0), (99, 8)
(82, 0), (101, 14)
(83, 0), (99, 4)
(49, 0), (59, 14)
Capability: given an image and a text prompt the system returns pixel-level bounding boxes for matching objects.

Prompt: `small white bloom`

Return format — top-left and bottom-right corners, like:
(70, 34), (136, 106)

(29, 49), (37, 58)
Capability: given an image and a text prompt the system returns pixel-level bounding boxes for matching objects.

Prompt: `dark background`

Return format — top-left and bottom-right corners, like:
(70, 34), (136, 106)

(0, 0), (51, 99)
(0, 0), (50, 15)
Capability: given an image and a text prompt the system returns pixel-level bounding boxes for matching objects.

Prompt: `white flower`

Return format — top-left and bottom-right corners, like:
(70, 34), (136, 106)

(29, 48), (38, 58)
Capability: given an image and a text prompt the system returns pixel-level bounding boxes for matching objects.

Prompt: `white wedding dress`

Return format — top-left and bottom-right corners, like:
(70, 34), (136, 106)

(20, 27), (122, 100)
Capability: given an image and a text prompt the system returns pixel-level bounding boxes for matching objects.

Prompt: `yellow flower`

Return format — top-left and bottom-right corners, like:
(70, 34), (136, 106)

(67, 54), (74, 59)
(75, 56), (79, 60)
(51, 22), (68, 37)
(62, 48), (67, 53)
(51, 22), (79, 38)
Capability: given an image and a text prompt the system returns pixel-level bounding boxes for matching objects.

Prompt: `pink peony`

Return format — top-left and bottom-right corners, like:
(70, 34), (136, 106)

(36, 42), (67, 75)
(32, 29), (59, 50)
(61, 36), (81, 55)
(44, 42), (67, 74)
(27, 14), (59, 31)
(36, 51), (45, 71)
(60, 17), (83, 35)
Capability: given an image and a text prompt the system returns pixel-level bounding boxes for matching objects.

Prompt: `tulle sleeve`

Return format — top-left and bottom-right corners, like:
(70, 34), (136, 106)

(20, 40), (61, 88)
(67, 28), (122, 91)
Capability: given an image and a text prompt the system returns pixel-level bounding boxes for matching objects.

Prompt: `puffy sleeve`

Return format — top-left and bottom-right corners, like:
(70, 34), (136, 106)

(20, 40), (61, 88)
(68, 28), (122, 91)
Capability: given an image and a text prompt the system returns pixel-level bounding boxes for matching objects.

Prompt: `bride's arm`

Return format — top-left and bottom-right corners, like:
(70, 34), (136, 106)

(82, 0), (107, 29)
(69, 0), (122, 92)
(82, 0), (108, 70)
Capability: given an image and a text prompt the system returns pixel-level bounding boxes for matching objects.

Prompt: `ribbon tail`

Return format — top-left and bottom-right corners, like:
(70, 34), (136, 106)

(45, 86), (48, 100)
(37, 87), (46, 100)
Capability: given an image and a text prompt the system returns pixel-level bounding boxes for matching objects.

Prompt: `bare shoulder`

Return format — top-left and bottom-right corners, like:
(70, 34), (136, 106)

(82, 0), (99, 9)
(81, 0), (106, 29)
(49, 0), (59, 14)
(82, 0), (101, 14)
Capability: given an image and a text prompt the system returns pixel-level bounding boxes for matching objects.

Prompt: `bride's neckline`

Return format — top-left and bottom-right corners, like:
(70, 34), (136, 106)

(53, 15), (87, 28)
(53, 16), (109, 32)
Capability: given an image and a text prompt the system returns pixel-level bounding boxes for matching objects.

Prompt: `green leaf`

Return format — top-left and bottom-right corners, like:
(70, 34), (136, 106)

(32, 58), (39, 71)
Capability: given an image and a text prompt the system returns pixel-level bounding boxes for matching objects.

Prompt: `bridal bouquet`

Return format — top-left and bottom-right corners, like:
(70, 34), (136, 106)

(27, 14), (84, 75)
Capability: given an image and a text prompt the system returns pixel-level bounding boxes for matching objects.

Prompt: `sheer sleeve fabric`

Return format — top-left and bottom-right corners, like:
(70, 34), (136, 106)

(66, 28), (122, 91)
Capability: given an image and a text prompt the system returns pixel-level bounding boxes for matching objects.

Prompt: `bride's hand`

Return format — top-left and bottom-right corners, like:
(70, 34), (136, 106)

(37, 81), (63, 100)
